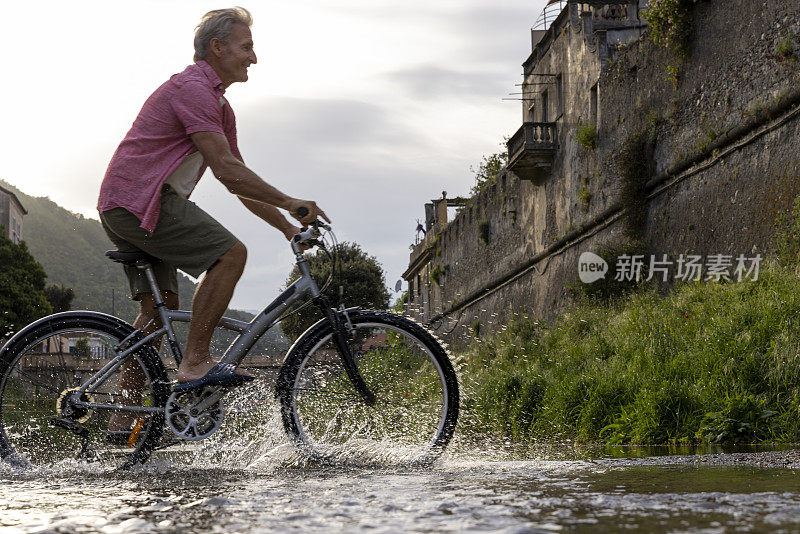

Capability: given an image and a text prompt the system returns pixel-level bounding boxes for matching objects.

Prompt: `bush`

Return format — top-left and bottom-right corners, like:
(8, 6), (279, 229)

(470, 150), (508, 197)
(576, 123), (597, 150)
(773, 195), (800, 266)
(642, 0), (699, 58)
(457, 263), (800, 445)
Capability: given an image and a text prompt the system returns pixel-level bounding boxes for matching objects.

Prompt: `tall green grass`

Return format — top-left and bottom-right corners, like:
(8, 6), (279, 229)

(456, 263), (800, 444)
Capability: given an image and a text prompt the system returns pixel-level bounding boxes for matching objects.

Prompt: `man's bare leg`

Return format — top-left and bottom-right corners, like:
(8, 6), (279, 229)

(177, 241), (248, 382)
(108, 291), (179, 431)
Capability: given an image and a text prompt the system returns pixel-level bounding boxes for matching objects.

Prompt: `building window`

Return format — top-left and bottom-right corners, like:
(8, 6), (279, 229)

(541, 91), (549, 122)
(590, 83), (599, 129)
(11, 216), (17, 244)
(555, 74), (563, 118)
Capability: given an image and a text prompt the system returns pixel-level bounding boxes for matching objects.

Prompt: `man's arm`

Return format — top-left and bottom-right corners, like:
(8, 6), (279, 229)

(239, 197), (301, 241)
(190, 131), (328, 224)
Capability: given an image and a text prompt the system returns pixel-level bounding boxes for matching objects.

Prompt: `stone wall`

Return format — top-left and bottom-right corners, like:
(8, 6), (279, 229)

(404, 0), (800, 348)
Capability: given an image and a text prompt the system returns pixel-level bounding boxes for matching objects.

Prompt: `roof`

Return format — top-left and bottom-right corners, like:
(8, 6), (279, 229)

(0, 184), (27, 215)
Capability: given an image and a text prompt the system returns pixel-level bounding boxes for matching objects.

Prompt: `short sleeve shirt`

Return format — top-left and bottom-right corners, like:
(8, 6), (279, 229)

(97, 60), (241, 233)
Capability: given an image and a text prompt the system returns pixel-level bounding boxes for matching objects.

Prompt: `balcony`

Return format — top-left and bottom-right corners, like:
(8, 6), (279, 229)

(506, 122), (558, 183)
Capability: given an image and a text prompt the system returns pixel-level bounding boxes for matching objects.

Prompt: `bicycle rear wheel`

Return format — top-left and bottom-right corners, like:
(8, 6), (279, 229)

(0, 313), (167, 470)
(278, 310), (459, 464)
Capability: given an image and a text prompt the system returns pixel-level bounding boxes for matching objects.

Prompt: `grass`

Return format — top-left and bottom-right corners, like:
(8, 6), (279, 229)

(578, 188), (593, 210)
(776, 35), (795, 59)
(430, 264), (444, 287)
(456, 262), (800, 445)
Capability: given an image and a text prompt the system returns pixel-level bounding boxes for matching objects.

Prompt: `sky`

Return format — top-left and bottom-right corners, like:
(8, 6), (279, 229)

(0, 0), (549, 311)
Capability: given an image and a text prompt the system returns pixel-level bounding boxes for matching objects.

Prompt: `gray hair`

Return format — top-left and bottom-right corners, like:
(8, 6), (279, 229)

(194, 7), (253, 62)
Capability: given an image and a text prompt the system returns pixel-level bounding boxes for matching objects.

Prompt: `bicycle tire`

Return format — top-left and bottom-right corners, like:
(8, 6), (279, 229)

(277, 310), (459, 464)
(0, 312), (168, 470)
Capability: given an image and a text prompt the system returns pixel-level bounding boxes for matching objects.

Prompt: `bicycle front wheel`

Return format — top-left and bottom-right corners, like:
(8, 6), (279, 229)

(278, 310), (459, 464)
(0, 313), (168, 470)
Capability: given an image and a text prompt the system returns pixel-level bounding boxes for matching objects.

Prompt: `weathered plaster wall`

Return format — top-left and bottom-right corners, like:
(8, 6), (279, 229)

(405, 0), (800, 348)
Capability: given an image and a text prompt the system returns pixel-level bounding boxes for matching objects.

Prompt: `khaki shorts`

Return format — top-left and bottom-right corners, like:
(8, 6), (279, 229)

(100, 185), (239, 300)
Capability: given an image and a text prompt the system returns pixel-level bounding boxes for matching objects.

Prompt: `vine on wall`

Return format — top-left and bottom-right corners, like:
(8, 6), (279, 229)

(641, 0), (702, 87)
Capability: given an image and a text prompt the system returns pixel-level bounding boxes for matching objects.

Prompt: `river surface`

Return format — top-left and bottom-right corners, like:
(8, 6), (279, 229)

(3, 440), (800, 533)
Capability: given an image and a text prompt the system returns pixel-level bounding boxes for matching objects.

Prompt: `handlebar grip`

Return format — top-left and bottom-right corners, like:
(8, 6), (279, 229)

(297, 207), (309, 218)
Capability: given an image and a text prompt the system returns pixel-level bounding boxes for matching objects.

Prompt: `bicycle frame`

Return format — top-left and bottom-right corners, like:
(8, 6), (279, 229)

(72, 240), (326, 414)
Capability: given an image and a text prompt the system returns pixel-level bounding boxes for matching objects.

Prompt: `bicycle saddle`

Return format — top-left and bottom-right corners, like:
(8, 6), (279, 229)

(105, 250), (162, 265)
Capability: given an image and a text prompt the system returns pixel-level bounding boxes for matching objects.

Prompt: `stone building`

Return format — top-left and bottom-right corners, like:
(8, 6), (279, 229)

(403, 0), (800, 347)
(508, 0), (647, 183)
(0, 184), (26, 245)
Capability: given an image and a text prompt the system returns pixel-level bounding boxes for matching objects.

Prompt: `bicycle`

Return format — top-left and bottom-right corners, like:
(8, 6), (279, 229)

(0, 220), (459, 470)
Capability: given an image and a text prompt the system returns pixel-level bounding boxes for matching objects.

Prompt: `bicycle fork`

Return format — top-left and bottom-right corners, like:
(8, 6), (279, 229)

(314, 296), (377, 406)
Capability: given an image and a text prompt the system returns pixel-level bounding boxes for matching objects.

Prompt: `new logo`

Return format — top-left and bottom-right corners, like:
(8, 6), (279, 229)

(578, 252), (608, 283)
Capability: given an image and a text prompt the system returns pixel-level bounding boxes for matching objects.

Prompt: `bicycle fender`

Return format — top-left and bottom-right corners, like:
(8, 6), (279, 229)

(0, 311), (135, 357)
(280, 306), (361, 363)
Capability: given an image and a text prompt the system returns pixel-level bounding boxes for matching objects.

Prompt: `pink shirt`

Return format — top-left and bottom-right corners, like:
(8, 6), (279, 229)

(97, 60), (241, 233)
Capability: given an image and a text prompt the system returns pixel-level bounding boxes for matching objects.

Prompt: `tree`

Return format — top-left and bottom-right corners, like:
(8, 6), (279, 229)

(44, 284), (75, 313)
(0, 230), (52, 338)
(470, 147), (508, 197)
(280, 242), (391, 340)
(73, 337), (91, 359)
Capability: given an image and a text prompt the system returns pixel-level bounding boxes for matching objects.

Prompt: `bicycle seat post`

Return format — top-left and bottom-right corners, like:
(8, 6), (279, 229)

(135, 260), (183, 365)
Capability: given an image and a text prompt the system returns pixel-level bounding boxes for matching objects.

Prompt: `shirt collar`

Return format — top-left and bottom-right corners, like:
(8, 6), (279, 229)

(195, 60), (225, 93)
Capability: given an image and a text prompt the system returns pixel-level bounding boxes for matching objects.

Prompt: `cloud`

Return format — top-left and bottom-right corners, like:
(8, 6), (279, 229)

(381, 65), (508, 101)
(449, 6), (540, 64)
(0, 1), (543, 310)
(190, 95), (474, 308)
(240, 97), (420, 149)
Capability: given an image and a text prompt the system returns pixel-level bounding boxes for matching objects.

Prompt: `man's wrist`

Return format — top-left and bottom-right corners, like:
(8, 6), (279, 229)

(276, 196), (294, 211)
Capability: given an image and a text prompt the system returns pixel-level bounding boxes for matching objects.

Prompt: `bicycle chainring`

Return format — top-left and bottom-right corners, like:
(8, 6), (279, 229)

(165, 388), (225, 441)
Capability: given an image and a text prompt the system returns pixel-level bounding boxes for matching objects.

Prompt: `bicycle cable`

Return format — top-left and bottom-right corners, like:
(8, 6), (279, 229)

(272, 226), (338, 328)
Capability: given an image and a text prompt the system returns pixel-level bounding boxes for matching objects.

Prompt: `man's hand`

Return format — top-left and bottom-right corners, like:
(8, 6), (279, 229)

(282, 223), (312, 251)
(287, 199), (330, 225)
(282, 224), (302, 242)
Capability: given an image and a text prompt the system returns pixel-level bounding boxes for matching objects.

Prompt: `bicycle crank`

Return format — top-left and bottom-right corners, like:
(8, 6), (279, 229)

(165, 387), (224, 441)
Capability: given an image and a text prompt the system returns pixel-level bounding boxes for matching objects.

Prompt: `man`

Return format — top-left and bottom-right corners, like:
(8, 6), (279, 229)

(98, 7), (327, 430)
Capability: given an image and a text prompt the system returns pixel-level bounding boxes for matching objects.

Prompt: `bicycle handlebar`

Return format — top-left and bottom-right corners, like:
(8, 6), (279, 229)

(291, 220), (330, 253)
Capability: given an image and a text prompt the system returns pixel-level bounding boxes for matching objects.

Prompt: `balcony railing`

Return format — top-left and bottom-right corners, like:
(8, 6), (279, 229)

(532, 0), (567, 31)
(573, 1), (640, 27)
(507, 122), (558, 183)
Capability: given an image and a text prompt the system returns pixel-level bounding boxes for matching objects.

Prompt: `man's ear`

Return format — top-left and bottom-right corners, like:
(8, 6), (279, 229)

(209, 37), (226, 58)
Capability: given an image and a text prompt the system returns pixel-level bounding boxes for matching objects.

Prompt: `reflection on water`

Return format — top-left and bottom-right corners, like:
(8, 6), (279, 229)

(3, 389), (800, 532)
(3, 451), (800, 533)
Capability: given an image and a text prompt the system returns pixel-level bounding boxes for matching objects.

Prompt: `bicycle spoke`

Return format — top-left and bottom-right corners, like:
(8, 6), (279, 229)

(11, 369), (64, 394)
(284, 313), (458, 462)
(0, 321), (167, 469)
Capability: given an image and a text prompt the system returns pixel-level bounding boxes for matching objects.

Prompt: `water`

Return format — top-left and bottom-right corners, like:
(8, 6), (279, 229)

(3, 387), (800, 533)
(3, 448), (800, 533)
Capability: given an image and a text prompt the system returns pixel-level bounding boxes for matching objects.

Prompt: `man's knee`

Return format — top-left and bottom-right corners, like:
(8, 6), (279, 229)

(218, 241), (247, 270)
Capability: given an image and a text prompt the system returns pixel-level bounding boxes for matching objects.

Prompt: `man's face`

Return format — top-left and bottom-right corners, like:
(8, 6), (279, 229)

(215, 23), (257, 85)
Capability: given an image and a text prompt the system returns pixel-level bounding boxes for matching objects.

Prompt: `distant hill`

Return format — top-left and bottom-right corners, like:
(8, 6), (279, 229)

(1, 179), (288, 356)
